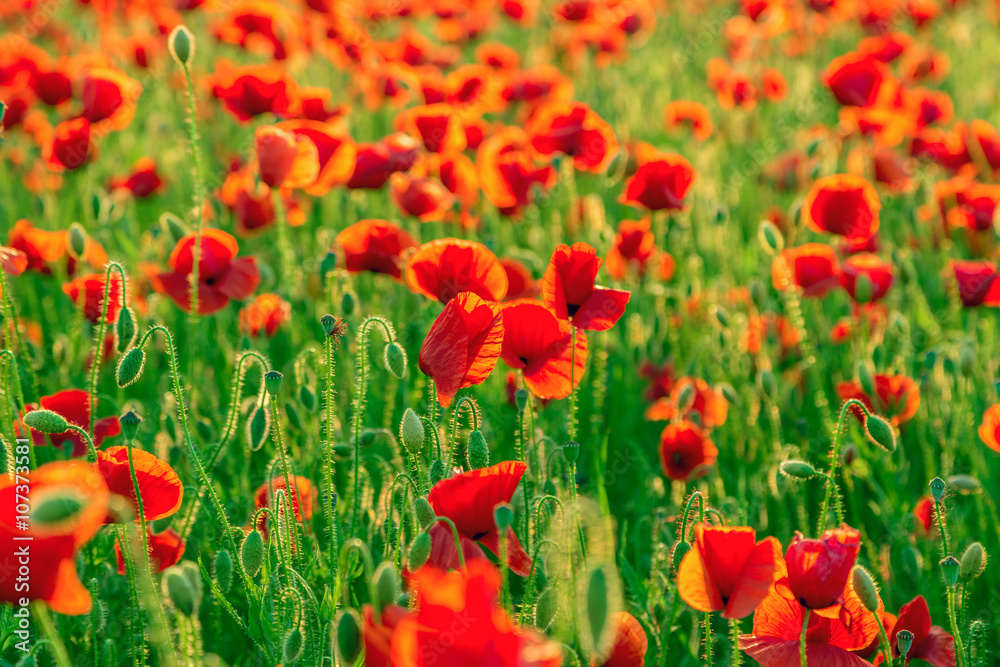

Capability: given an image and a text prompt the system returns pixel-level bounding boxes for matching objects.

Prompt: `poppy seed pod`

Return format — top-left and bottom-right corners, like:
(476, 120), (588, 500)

(851, 566), (880, 613)
(116, 347), (146, 387)
(535, 587), (559, 630)
(467, 430), (489, 469)
(929, 477), (947, 503)
(780, 460), (817, 479)
(67, 222), (87, 260)
(407, 531), (432, 571)
(373, 562), (399, 614)
(215, 549), (233, 593)
(400, 408), (425, 454)
(116, 307), (137, 353)
(896, 629), (914, 657)
(336, 609), (362, 665)
(23, 409), (69, 435)
(960, 542), (986, 581)
(939, 556), (960, 587)
(120, 410), (142, 441)
(562, 440), (580, 464)
(168, 25), (194, 66)
(282, 628), (303, 664)
(384, 342), (408, 379)
(493, 503), (514, 533)
(163, 568), (196, 616)
(515, 388), (529, 413)
(415, 497), (435, 529)
(863, 413), (896, 452)
(264, 370), (283, 397)
(241, 529), (265, 577)
(320, 314), (338, 337)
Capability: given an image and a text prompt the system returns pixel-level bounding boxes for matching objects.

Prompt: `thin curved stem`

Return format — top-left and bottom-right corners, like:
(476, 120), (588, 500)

(87, 262), (127, 433)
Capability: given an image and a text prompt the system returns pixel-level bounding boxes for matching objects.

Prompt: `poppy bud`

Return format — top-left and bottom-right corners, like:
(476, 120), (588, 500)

(32, 490), (86, 525)
(247, 406), (270, 452)
(948, 475), (980, 494)
(562, 440), (580, 464)
(676, 384), (696, 413)
(282, 628), (303, 664)
(120, 410), (142, 441)
(959, 542), (986, 581)
(585, 565), (611, 653)
(805, 137), (822, 156)
(168, 25), (194, 66)
(241, 529), (265, 577)
(515, 388), (529, 414)
(116, 306), (137, 353)
(160, 212), (188, 243)
(863, 414), (896, 452)
(468, 430), (489, 469)
(493, 503), (514, 533)
(336, 609), (362, 664)
(116, 347), (146, 387)
(341, 291), (356, 315)
(24, 409), (70, 435)
(164, 567), (196, 616)
(384, 342), (407, 379)
(960, 346), (976, 377)
(943, 356), (956, 375)
(255, 126), (298, 189)
(901, 544), (921, 579)
(264, 370), (283, 397)
(535, 586), (559, 630)
(408, 531), (432, 571)
(319, 251), (337, 281)
(428, 459), (446, 486)
(758, 369), (776, 400)
(750, 279), (767, 309)
(851, 566), (880, 613)
(939, 555), (960, 587)
(215, 549), (233, 593)
(780, 460), (817, 479)
(295, 383), (316, 411)
(758, 220), (784, 255)
(284, 400), (303, 431)
(67, 222), (88, 260)
(853, 273), (874, 304)
(719, 383), (738, 406)
(373, 561), (399, 613)
(710, 305), (730, 330)
(929, 477), (946, 503)
(923, 351), (937, 370)
(415, 497), (435, 529)
(672, 540), (691, 573)
(896, 629), (914, 657)
(400, 408), (425, 455)
(856, 360), (875, 397)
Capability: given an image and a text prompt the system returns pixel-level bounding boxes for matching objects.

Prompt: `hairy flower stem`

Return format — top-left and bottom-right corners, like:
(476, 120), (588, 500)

(429, 516), (467, 569)
(323, 333), (339, 588)
(179, 62), (205, 324)
(32, 603), (73, 667)
(730, 619), (741, 667)
(935, 498), (951, 556)
(800, 609), (811, 666)
(568, 326), (579, 442)
(0, 350), (31, 470)
(817, 399), (867, 535)
(86, 262), (127, 433)
(0, 272), (38, 398)
(269, 398), (300, 561)
(272, 190), (297, 295)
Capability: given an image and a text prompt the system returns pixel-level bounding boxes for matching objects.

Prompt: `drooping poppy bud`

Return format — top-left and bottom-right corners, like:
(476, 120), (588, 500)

(536, 587), (559, 630)
(247, 406), (270, 451)
(283, 628), (303, 664)
(384, 342), (408, 379)
(467, 430), (489, 469)
(408, 531), (432, 571)
(164, 567), (196, 616)
(851, 566), (880, 613)
(68, 223), (88, 260)
(336, 609), (363, 664)
(373, 562), (399, 614)
(400, 408), (425, 455)
(585, 565), (611, 655)
(116, 348), (146, 387)
(960, 542), (986, 581)
(864, 413), (897, 452)
(23, 409), (69, 435)
(116, 306), (138, 353)
(781, 460), (817, 479)
(415, 498), (435, 529)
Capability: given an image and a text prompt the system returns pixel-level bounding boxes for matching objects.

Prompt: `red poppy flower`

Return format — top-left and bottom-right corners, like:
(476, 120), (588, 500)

(0, 461), (109, 614)
(664, 100), (713, 141)
(803, 175), (881, 242)
(427, 462), (532, 576)
(541, 243), (630, 331)
(658, 420), (718, 482)
(152, 228), (261, 315)
(389, 172), (456, 222)
(527, 101), (618, 173)
(739, 575), (882, 666)
(620, 154), (696, 212)
(952, 261), (1000, 307)
(970, 119), (1000, 172)
(239, 293), (291, 338)
(913, 496), (935, 535)
(107, 157), (165, 198)
(335, 219), (416, 280)
(593, 612), (648, 667)
(254, 476), (316, 537)
(62, 272), (124, 324)
(641, 361), (676, 402)
(81, 68), (141, 129)
(606, 218), (657, 280)
(678, 525), (783, 619)
(46, 117), (92, 171)
(212, 64), (294, 122)
(500, 299), (588, 400)
(115, 527), (185, 575)
(7, 220), (66, 272)
(296, 88), (348, 123)
(406, 238), (508, 303)
(395, 103), (467, 155)
(255, 125), (319, 189)
(772, 243), (841, 297)
(419, 292), (504, 407)
(390, 561), (562, 666)
(500, 258), (539, 300)
(30, 68), (73, 106)
(836, 373), (920, 425)
(887, 596), (956, 666)
(785, 524), (861, 612)
(277, 120), (356, 195)
(363, 604), (408, 667)
(823, 52), (887, 107)
(95, 446), (183, 523)
(978, 403), (1000, 453)
(645, 376), (729, 430)
(22, 389), (120, 457)
(840, 254), (894, 303)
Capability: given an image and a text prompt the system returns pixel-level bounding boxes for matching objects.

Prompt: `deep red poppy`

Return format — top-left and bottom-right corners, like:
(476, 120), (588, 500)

(527, 101), (619, 173)
(678, 525), (783, 619)
(541, 243), (630, 331)
(212, 64), (293, 122)
(46, 117), (92, 171)
(152, 228), (261, 314)
(500, 299), (588, 400)
(836, 373), (920, 425)
(804, 175), (881, 242)
(620, 154), (696, 211)
(390, 172), (456, 222)
(363, 604), (408, 667)
(606, 218), (657, 280)
(115, 527), (185, 575)
(81, 68), (141, 129)
(406, 238), (508, 303)
(427, 462), (531, 576)
(419, 292), (504, 407)
(785, 525), (861, 612)
(952, 261), (1000, 307)
(645, 376), (729, 430)
(395, 103), (467, 155)
(335, 219), (417, 280)
(255, 125), (299, 188)
(23, 389), (120, 457)
(95, 446), (183, 523)
(108, 157), (165, 198)
(277, 119), (356, 195)
(823, 52), (887, 107)
(772, 243), (841, 297)
(913, 495), (935, 535)
(887, 596), (956, 667)
(500, 258), (539, 300)
(239, 293), (291, 338)
(62, 272), (124, 324)
(592, 612), (649, 667)
(840, 253), (894, 302)
(658, 420), (718, 482)
(30, 69), (73, 106)
(641, 361), (676, 402)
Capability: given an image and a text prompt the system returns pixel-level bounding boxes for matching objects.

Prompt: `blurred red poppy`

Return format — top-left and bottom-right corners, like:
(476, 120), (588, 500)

(658, 420), (718, 482)
(527, 101), (618, 173)
(254, 475), (316, 538)
(772, 243), (841, 297)
(115, 527), (185, 575)
(336, 219), (417, 280)
(664, 100), (713, 141)
(645, 376), (729, 430)
(390, 172), (456, 221)
(593, 612), (648, 667)
(837, 373), (920, 425)
(277, 119), (356, 195)
(7, 220), (66, 272)
(62, 272), (124, 324)
(152, 228), (261, 314)
(81, 68), (141, 129)
(255, 125), (318, 189)
(979, 403), (1000, 453)
(406, 238), (508, 303)
(212, 64), (294, 122)
(22, 389), (120, 457)
(46, 117), (92, 171)
(823, 52), (887, 107)
(803, 175), (881, 242)
(363, 604), (408, 667)
(500, 257), (539, 300)
(887, 596), (956, 667)
(952, 261), (1000, 307)
(95, 446), (183, 523)
(478, 129), (556, 216)
(395, 103), (467, 154)
(840, 254), (894, 303)
(108, 157), (165, 198)
(541, 243), (630, 331)
(785, 524), (860, 612)
(239, 293), (291, 338)
(500, 299), (588, 399)
(620, 154), (696, 211)
(606, 219), (657, 280)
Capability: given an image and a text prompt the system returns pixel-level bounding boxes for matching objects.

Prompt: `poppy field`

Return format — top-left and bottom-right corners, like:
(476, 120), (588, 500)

(2, 0), (1000, 665)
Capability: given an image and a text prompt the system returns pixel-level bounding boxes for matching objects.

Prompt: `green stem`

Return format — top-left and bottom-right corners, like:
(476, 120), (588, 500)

(818, 399), (868, 535)
(31, 603), (73, 667)
(730, 618), (741, 667)
(704, 612), (713, 667)
(86, 262), (127, 433)
(323, 333), (339, 590)
(428, 516), (466, 569)
(800, 609), (810, 666)
(180, 62), (205, 323)
(935, 499), (950, 556)
(947, 588), (966, 667)
(269, 398), (299, 559)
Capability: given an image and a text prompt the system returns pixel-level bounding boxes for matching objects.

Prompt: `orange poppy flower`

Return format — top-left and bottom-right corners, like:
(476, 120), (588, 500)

(363, 604), (408, 667)
(837, 373), (920, 425)
(336, 219), (417, 280)
(115, 527), (185, 575)
(500, 299), (588, 400)
(277, 119), (356, 195)
(978, 403), (1000, 453)
(822, 52), (887, 107)
(803, 175), (881, 242)
(762, 68), (787, 102)
(592, 612), (648, 667)
(840, 254), (894, 303)
(389, 561), (562, 666)
(771, 243), (841, 297)
(0, 461), (110, 614)
(390, 172), (456, 222)
(212, 64), (294, 122)
(239, 293), (291, 338)
(500, 258), (539, 300)
(664, 100), (713, 141)
(108, 157), (165, 198)
(887, 595), (956, 665)
(620, 153), (696, 212)
(678, 525), (783, 619)
(419, 292), (504, 407)
(906, 87), (953, 129)
(95, 446), (183, 523)
(152, 228), (261, 314)
(500, 64), (574, 111)
(478, 134), (555, 216)
(395, 103), (467, 155)
(541, 243), (631, 331)
(7, 219), (66, 272)
(45, 117), (92, 171)
(527, 101), (619, 173)
(254, 476), (316, 537)
(785, 525), (860, 612)
(254, 125), (319, 189)
(406, 238), (508, 303)
(969, 119), (1000, 172)
(62, 272), (124, 324)
(296, 87), (348, 123)
(658, 420), (718, 482)
(22, 389), (120, 457)
(645, 377), (729, 430)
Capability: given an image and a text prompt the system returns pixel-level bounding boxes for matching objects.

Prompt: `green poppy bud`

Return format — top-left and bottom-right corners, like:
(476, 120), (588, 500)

(758, 220), (784, 255)
(384, 342), (407, 379)
(467, 430), (489, 469)
(340, 291), (356, 315)
(428, 459), (446, 486)
(851, 566), (880, 613)
(896, 629), (914, 657)
(758, 369), (777, 400)
(750, 279), (767, 309)
(493, 503), (514, 533)
(940, 555), (960, 587)
(116, 347), (146, 387)
(585, 565), (611, 653)
(115, 307), (137, 353)
(780, 460), (817, 479)
(929, 477), (947, 503)
(400, 408), (425, 455)
(854, 273), (874, 305)
(168, 25), (194, 66)
(408, 531), (432, 571)
(719, 383), (738, 406)
(67, 223), (87, 260)
(120, 410), (142, 442)
(23, 409), (69, 435)
(282, 628), (303, 664)
(241, 529), (265, 577)
(856, 360), (875, 397)
(214, 549), (233, 593)
(960, 542), (986, 581)
(676, 384), (696, 413)
(960, 346), (976, 377)
(947, 475), (980, 494)
(299, 384), (317, 412)
(247, 406), (270, 452)
(264, 370), (283, 397)
(672, 541), (692, 573)
(336, 609), (362, 665)
(535, 587), (559, 630)
(863, 413), (896, 452)
(415, 498), (435, 529)
(32, 490), (86, 526)
(163, 567), (196, 616)
(373, 562), (399, 614)
(284, 400), (302, 431)
(562, 440), (580, 464)
(319, 251), (337, 281)
(711, 305), (730, 330)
